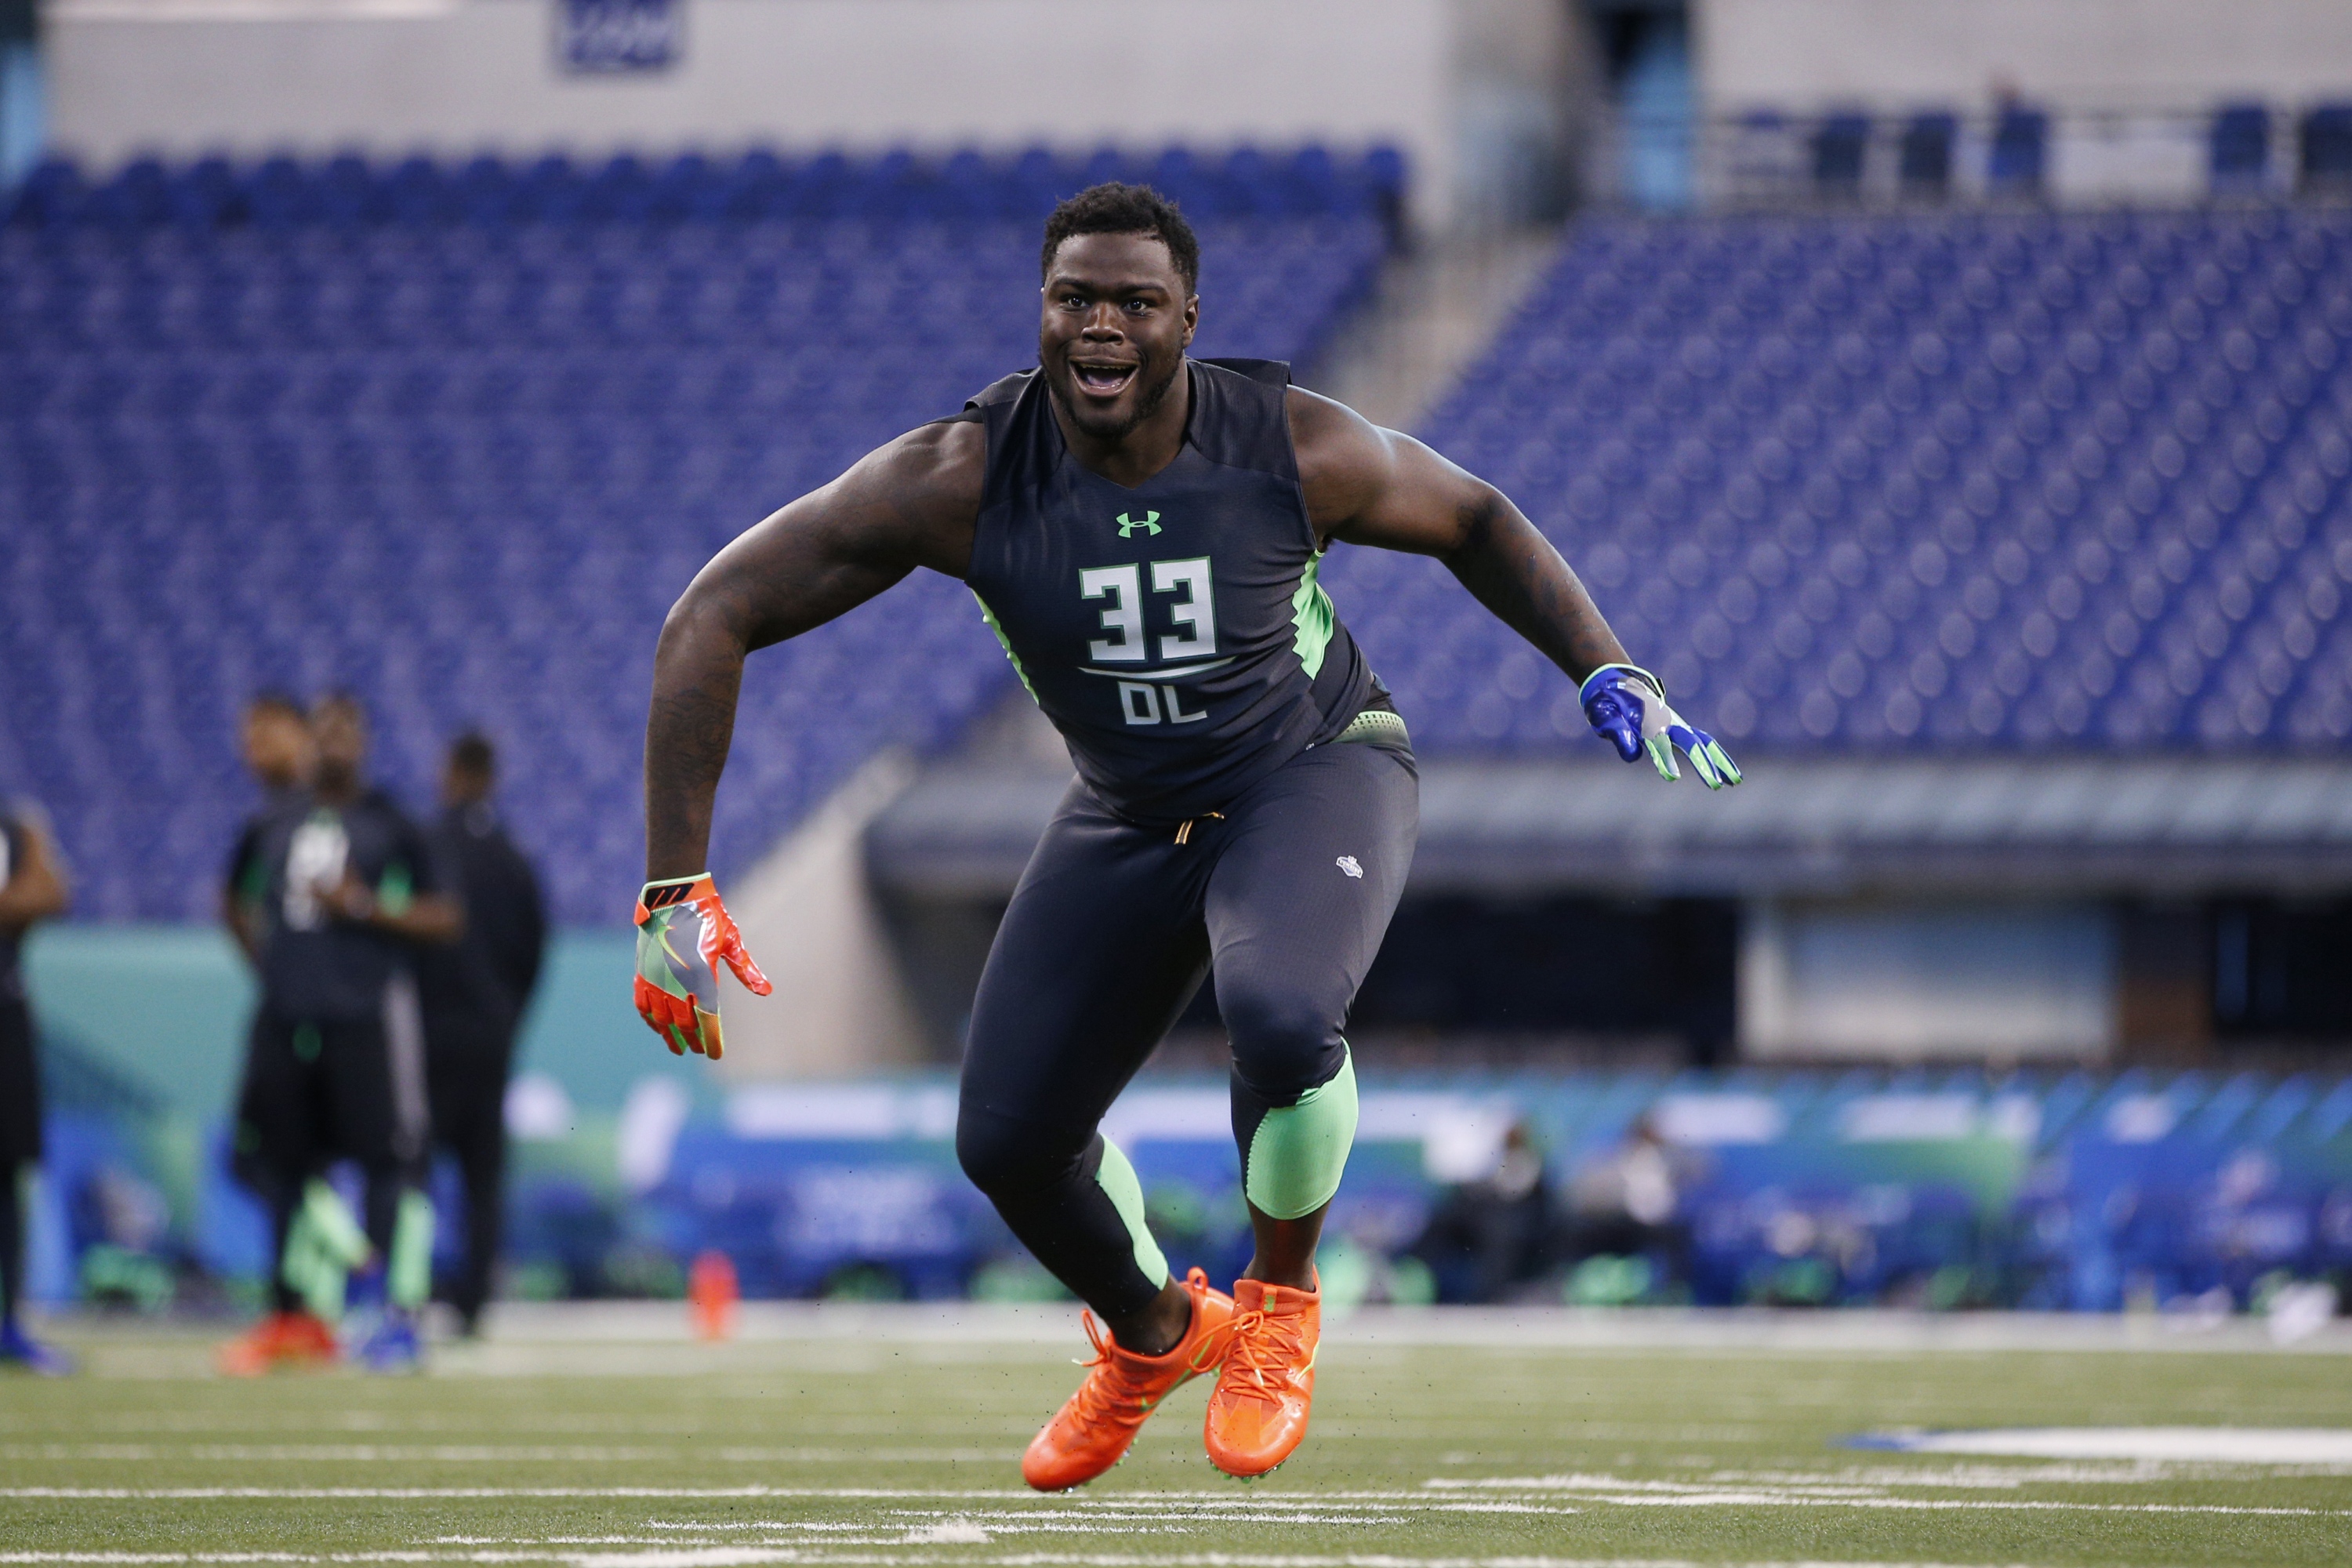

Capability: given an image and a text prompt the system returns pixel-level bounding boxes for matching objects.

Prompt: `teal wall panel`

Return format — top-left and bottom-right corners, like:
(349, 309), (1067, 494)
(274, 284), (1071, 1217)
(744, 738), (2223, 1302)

(21, 925), (682, 1120)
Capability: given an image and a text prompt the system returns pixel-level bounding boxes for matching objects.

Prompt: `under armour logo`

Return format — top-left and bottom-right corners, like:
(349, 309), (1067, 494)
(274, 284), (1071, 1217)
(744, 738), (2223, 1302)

(1116, 510), (1163, 537)
(1336, 855), (1363, 879)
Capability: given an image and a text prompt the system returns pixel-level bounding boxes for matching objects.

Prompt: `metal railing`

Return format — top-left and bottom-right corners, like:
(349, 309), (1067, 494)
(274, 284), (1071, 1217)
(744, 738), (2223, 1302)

(1582, 102), (2352, 213)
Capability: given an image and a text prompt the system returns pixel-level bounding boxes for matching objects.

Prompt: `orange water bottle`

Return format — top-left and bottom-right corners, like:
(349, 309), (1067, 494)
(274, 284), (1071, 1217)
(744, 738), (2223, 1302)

(688, 1250), (739, 1341)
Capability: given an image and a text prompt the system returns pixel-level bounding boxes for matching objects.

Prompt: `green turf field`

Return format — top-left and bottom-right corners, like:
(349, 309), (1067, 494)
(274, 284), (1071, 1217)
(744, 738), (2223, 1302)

(4, 1312), (2349, 1566)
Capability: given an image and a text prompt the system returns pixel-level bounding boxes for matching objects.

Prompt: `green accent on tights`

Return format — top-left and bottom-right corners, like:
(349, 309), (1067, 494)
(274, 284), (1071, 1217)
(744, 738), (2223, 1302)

(1093, 1138), (1169, 1290)
(389, 1191), (435, 1310)
(1245, 1051), (1359, 1221)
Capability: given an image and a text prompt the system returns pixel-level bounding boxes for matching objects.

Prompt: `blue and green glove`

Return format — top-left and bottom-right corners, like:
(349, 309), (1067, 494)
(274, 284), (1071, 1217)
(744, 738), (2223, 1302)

(1579, 663), (1743, 788)
(633, 873), (771, 1061)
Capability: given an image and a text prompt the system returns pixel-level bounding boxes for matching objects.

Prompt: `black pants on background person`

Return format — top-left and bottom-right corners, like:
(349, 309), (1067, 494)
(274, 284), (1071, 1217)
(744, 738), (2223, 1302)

(0, 998), (42, 1331)
(424, 1014), (515, 1334)
(232, 996), (430, 1310)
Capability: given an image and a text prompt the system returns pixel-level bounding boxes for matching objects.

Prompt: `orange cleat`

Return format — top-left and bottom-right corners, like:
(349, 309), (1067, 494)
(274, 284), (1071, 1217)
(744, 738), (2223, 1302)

(1203, 1276), (1319, 1479)
(217, 1311), (339, 1377)
(1022, 1267), (1236, 1492)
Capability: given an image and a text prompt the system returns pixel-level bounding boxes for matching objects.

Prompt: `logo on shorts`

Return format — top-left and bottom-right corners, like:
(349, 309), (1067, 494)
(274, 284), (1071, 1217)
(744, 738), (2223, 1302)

(1335, 855), (1363, 880)
(1116, 510), (1163, 537)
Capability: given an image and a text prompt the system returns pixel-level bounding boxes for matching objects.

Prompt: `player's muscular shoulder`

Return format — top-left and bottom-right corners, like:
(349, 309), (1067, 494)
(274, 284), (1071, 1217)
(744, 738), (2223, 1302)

(835, 417), (986, 579)
(1284, 385), (1496, 557)
(1286, 385), (1408, 544)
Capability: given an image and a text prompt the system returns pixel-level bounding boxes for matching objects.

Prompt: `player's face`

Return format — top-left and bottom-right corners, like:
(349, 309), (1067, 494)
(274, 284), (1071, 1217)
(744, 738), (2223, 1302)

(241, 710), (313, 789)
(1039, 232), (1198, 443)
(441, 761), (492, 808)
(311, 704), (368, 782)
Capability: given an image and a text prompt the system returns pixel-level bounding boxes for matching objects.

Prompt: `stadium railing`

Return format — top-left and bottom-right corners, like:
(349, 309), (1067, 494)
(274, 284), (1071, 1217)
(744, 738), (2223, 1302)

(1585, 102), (2352, 211)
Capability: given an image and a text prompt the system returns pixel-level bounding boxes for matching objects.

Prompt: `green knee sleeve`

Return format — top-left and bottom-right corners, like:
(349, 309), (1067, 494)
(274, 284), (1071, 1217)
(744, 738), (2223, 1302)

(1243, 1051), (1359, 1221)
(1092, 1137), (1169, 1290)
(283, 1180), (370, 1321)
(389, 1191), (435, 1311)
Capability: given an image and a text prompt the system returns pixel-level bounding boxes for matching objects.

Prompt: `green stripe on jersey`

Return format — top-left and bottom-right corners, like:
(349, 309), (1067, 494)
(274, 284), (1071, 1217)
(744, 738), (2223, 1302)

(1291, 551), (1336, 679)
(973, 591), (1039, 703)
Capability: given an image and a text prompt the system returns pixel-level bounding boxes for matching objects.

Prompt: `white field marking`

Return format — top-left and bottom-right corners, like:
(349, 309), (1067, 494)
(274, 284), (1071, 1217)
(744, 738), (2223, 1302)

(0, 1555), (2151, 1568)
(0, 1488), (1546, 1505)
(1703, 1467), (2211, 1495)
(1420, 1476), (2330, 1517)
(1, 1479), (2336, 1523)
(1860, 1427), (2352, 1465)
(0, 1561), (2070, 1568)
(0, 1446), (1019, 1465)
(902, 1525), (990, 1547)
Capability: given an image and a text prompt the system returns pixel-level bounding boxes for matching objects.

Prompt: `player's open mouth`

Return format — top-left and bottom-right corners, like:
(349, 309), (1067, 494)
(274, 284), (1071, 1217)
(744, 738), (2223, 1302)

(1071, 360), (1138, 397)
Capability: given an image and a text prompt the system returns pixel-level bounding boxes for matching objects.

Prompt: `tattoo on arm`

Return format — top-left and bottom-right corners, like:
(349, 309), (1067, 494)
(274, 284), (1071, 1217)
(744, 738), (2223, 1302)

(644, 644), (745, 882)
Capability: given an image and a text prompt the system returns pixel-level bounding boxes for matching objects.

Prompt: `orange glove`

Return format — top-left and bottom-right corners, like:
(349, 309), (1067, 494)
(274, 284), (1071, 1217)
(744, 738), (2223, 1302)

(633, 873), (771, 1060)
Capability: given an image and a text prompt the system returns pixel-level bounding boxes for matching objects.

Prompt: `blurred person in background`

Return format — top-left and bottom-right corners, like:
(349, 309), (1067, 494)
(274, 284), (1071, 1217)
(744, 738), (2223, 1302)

(219, 695), (463, 1375)
(417, 732), (546, 1338)
(223, 693), (315, 964)
(0, 800), (71, 1373)
(1560, 1113), (1693, 1292)
(1408, 1119), (1553, 1304)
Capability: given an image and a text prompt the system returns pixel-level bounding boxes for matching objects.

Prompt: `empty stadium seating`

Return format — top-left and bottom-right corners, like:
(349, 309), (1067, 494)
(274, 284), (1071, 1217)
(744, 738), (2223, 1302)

(5, 145), (1406, 232)
(0, 148), (1393, 920)
(1331, 206), (2352, 756)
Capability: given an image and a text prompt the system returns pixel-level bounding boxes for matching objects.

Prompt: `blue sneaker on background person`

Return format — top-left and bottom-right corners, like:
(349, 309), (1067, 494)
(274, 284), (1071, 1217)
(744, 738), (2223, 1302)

(0, 1320), (74, 1376)
(353, 1309), (422, 1374)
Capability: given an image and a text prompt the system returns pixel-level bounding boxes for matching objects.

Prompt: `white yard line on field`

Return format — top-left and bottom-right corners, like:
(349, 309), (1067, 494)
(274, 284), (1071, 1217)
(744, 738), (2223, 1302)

(0, 1447), (1021, 1465)
(3, 1478), (2339, 1523)
(0, 1555), (2119, 1568)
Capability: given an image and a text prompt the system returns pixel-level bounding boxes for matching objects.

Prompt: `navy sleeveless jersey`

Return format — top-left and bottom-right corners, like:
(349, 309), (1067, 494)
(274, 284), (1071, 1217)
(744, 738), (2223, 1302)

(961, 358), (1380, 826)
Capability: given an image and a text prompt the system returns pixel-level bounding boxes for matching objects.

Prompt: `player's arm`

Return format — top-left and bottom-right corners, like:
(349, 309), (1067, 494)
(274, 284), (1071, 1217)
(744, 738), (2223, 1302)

(636, 419), (982, 1057)
(645, 419), (982, 879)
(221, 890), (261, 964)
(220, 826), (265, 962)
(321, 855), (463, 943)
(328, 888), (463, 944)
(1291, 388), (1738, 786)
(0, 818), (70, 930)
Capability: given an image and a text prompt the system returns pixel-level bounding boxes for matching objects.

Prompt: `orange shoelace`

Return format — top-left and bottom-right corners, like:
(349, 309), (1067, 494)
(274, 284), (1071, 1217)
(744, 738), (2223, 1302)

(1065, 1312), (1159, 1424)
(1220, 1306), (1311, 1407)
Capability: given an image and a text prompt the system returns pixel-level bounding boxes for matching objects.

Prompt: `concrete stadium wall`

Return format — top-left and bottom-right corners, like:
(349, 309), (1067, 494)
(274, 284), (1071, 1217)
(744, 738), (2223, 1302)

(40, 0), (1581, 229)
(1700, 0), (2352, 113)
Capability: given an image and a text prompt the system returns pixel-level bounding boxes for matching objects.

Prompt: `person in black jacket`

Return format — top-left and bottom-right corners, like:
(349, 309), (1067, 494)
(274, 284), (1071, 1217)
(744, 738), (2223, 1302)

(417, 733), (546, 1337)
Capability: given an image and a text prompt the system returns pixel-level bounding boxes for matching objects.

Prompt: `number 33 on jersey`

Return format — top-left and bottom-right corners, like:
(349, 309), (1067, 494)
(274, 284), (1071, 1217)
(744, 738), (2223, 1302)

(1079, 556), (1218, 726)
(962, 359), (1381, 827)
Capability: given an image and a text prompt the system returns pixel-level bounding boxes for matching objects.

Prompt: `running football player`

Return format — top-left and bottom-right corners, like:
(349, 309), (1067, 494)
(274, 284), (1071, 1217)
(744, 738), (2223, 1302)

(635, 183), (1737, 1485)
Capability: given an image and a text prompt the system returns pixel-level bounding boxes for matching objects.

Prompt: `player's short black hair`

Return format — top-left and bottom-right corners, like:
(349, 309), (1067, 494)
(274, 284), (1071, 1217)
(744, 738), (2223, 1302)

(245, 691), (304, 720)
(313, 690), (365, 722)
(448, 731), (495, 779)
(1040, 183), (1199, 295)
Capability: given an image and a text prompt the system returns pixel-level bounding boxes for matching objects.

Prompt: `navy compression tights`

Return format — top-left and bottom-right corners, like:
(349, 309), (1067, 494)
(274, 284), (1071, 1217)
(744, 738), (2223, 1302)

(955, 735), (1416, 1318)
